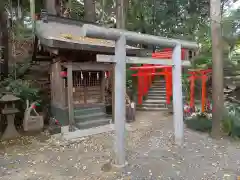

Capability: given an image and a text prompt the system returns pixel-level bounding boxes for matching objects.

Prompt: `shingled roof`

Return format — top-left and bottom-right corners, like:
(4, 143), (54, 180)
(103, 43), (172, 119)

(35, 16), (143, 55)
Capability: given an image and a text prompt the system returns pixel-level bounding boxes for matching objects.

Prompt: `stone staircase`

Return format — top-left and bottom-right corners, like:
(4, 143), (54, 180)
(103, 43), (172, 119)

(138, 79), (170, 111)
(74, 104), (111, 129)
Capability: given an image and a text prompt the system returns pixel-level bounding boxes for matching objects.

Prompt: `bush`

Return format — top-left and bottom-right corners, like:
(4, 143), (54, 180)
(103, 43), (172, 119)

(185, 102), (240, 138)
(0, 59), (40, 106)
(223, 103), (240, 137)
(185, 113), (212, 132)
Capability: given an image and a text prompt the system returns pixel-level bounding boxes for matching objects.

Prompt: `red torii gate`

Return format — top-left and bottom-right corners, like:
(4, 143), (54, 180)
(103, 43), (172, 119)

(188, 68), (212, 112)
(129, 48), (212, 112)
(130, 48), (186, 105)
(130, 65), (173, 105)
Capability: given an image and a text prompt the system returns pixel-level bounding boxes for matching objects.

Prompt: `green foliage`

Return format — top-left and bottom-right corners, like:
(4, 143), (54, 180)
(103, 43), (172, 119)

(13, 22), (33, 40)
(0, 59), (40, 104)
(1, 78), (39, 103)
(222, 108), (234, 135)
(186, 103), (240, 137)
(222, 9), (240, 51)
(70, 0), (84, 20)
(223, 103), (240, 137)
(182, 73), (190, 101)
(185, 114), (212, 132)
(126, 64), (142, 89)
(193, 54), (212, 68)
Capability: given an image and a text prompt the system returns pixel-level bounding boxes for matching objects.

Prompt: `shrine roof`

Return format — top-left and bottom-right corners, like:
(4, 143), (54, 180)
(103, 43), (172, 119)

(35, 16), (144, 55)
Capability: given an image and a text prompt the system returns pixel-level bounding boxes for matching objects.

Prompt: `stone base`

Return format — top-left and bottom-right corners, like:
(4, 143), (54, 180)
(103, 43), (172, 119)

(1, 118), (20, 140)
(61, 126), (69, 134)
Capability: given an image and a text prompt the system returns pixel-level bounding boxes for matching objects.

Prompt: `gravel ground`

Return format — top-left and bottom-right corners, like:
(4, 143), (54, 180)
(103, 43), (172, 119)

(0, 111), (240, 180)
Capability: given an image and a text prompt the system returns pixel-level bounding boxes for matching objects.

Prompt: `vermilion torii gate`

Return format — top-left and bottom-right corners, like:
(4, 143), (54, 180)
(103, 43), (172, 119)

(82, 24), (198, 166)
(129, 48), (188, 106)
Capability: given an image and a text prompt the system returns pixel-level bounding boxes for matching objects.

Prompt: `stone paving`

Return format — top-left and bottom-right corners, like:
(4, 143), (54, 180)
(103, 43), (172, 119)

(1, 111), (240, 180)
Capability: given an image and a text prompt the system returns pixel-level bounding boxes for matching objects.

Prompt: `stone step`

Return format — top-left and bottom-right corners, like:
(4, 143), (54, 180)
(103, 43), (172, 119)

(147, 93), (166, 97)
(153, 81), (165, 84)
(152, 83), (165, 86)
(75, 118), (111, 130)
(152, 84), (165, 87)
(137, 106), (169, 111)
(154, 80), (165, 83)
(150, 87), (166, 90)
(148, 91), (166, 96)
(149, 88), (166, 92)
(144, 99), (166, 103)
(149, 89), (166, 93)
(150, 85), (166, 88)
(147, 95), (166, 100)
(141, 103), (166, 108)
(74, 106), (105, 116)
(75, 112), (107, 122)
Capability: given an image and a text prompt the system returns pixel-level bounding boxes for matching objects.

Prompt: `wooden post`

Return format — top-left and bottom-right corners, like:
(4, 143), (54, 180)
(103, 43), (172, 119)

(67, 64), (74, 128)
(54, 61), (66, 107)
(83, 77), (88, 104)
(111, 66), (115, 122)
(185, 49), (189, 60)
(100, 71), (106, 103)
(51, 63), (57, 105)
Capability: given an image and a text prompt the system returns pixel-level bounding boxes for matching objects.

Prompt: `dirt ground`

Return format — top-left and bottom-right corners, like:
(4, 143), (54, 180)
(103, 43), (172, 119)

(1, 111), (240, 180)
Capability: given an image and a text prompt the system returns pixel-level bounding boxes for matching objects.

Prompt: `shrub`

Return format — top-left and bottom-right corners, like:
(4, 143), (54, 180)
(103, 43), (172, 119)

(185, 112), (212, 132)
(184, 102), (240, 137)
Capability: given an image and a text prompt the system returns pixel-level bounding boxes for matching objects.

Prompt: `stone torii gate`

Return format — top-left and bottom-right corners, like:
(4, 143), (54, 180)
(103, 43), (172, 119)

(82, 24), (198, 167)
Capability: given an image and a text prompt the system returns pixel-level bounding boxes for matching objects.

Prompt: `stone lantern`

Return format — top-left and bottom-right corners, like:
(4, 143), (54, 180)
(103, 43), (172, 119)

(0, 93), (20, 140)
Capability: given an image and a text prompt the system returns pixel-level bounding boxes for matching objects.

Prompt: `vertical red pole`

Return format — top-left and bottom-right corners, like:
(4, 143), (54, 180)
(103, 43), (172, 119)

(153, 65), (154, 82)
(142, 65), (147, 95)
(146, 66), (150, 94)
(137, 70), (143, 105)
(190, 73), (195, 108)
(144, 71), (148, 95)
(201, 73), (207, 112)
(148, 67), (151, 87)
(152, 65), (155, 82)
(167, 67), (172, 98)
(149, 67), (152, 87)
(164, 68), (170, 104)
(166, 73), (171, 104)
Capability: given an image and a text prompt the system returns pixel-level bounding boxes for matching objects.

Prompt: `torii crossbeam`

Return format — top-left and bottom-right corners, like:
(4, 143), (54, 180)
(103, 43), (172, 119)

(82, 24), (198, 167)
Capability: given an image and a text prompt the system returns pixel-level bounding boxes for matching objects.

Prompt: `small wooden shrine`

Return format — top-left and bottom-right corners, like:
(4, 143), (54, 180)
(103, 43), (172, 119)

(34, 14), (143, 129)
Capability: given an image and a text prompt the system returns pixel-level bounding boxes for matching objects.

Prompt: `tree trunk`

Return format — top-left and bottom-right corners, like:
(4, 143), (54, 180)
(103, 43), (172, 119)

(210, 0), (224, 138)
(116, 0), (126, 29)
(45, 0), (57, 15)
(83, 0), (96, 22)
(0, 10), (9, 79)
